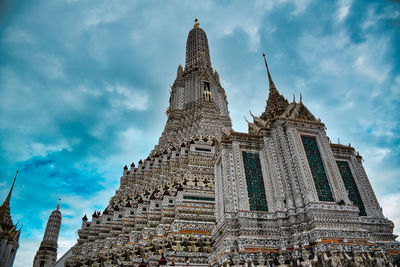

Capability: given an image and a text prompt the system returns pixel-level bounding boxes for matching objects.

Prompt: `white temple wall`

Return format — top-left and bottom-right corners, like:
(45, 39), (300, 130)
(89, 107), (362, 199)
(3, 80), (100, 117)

(265, 129), (287, 211)
(214, 154), (224, 222)
(290, 125), (351, 204)
(232, 142), (249, 212)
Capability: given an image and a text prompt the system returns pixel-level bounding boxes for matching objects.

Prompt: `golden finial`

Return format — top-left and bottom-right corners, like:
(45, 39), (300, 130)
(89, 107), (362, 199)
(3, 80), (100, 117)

(57, 198), (61, 210)
(194, 18), (199, 28)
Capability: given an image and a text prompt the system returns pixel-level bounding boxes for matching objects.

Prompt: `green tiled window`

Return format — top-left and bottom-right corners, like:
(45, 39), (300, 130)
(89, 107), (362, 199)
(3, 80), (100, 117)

(183, 196), (215, 201)
(242, 152), (268, 211)
(301, 136), (334, 202)
(336, 161), (366, 216)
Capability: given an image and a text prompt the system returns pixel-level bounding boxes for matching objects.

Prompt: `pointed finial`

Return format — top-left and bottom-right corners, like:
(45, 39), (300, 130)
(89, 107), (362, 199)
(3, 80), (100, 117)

(338, 138), (340, 144)
(2, 170), (18, 207)
(14, 225), (22, 240)
(300, 93), (303, 103)
(8, 221), (18, 235)
(194, 18), (199, 28)
(177, 64), (183, 78)
(57, 198), (61, 210)
(262, 52), (276, 90)
(293, 93), (296, 103)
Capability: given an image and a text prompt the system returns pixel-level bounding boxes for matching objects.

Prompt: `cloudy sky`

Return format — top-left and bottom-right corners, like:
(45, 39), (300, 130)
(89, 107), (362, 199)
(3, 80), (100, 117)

(0, 0), (399, 266)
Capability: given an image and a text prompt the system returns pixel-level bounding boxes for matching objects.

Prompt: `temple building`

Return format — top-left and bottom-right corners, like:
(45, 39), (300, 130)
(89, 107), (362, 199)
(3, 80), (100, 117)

(33, 200), (62, 267)
(0, 171), (21, 267)
(61, 19), (399, 266)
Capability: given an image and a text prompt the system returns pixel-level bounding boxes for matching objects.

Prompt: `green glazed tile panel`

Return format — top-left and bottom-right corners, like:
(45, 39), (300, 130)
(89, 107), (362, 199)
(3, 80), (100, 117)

(183, 196), (215, 201)
(336, 161), (367, 216)
(242, 152), (268, 211)
(301, 136), (334, 202)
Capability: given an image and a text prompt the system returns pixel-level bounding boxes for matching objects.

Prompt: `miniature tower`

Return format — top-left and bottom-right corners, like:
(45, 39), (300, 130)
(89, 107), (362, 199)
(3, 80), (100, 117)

(0, 171), (21, 267)
(33, 199), (62, 267)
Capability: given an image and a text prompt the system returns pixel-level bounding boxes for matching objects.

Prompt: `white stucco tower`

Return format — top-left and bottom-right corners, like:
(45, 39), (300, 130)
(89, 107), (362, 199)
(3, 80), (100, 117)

(33, 200), (62, 267)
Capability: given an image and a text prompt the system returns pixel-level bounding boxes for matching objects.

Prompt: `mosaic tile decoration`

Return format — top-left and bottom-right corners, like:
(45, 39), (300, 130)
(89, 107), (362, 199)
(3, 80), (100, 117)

(183, 196), (215, 201)
(242, 152), (268, 211)
(337, 161), (367, 216)
(301, 136), (334, 202)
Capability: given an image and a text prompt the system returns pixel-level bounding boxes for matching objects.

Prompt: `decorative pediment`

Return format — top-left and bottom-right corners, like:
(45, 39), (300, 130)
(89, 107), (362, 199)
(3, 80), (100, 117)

(283, 102), (316, 121)
(296, 104), (316, 121)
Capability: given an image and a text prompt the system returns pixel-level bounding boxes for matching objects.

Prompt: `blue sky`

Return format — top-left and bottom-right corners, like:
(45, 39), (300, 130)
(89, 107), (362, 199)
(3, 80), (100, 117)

(0, 0), (399, 266)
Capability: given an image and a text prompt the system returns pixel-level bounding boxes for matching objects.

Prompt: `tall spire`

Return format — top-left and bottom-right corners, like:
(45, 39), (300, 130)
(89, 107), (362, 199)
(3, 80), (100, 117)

(261, 52), (289, 120)
(0, 171), (20, 267)
(0, 170), (18, 229)
(185, 18), (211, 70)
(2, 170), (18, 208)
(57, 198), (61, 211)
(154, 19), (231, 153)
(262, 53), (276, 90)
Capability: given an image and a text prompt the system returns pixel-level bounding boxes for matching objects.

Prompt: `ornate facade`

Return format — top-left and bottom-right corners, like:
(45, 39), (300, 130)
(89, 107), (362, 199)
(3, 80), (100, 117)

(33, 200), (62, 267)
(0, 171), (21, 267)
(211, 55), (399, 266)
(62, 20), (399, 266)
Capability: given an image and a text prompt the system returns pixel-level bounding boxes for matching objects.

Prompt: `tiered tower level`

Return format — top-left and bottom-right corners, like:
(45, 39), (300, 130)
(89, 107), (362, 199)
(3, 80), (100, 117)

(66, 19), (231, 266)
(65, 21), (399, 266)
(33, 200), (62, 267)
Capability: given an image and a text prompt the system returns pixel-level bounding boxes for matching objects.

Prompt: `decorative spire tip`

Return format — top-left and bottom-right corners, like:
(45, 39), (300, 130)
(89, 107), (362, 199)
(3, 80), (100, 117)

(57, 198), (61, 210)
(2, 170), (18, 206)
(194, 18), (199, 28)
(262, 52), (276, 90)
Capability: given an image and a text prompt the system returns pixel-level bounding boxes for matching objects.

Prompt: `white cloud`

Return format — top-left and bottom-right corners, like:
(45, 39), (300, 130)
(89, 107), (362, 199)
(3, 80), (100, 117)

(113, 126), (152, 162)
(106, 84), (149, 111)
(390, 75), (400, 101)
(367, 147), (391, 162)
(208, 1), (276, 51)
(33, 54), (65, 80)
(292, 0), (313, 15)
(29, 139), (76, 157)
(353, 55), (387, 84)
(361, 146), (400, 194)
(362, 5), (400, 30)
(298, 30), (391, 85)
(14, 239), (41, 267)
(336, 0), (353, 23)
(57, 239), (76, 259)
(275, 0), (312, 15)
(379, 193), (400, 240)
(82, 1), (134, 30)
(2, 26), (35, 45)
